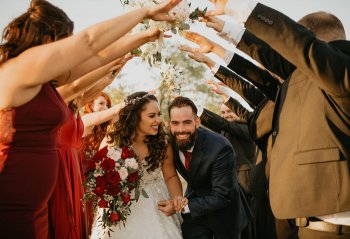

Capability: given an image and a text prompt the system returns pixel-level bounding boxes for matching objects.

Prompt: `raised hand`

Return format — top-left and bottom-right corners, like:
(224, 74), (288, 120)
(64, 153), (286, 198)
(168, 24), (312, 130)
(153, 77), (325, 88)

(206, 80), (229, 101)
(182, 31), (226, 58)
(108, 55), (133, 79)
(206, 0), (228, 16)
(147, 0), (182, 21)
(201, 15), (225, 33)
(178, 45), (215, 68)
(183, 31), (215, 53)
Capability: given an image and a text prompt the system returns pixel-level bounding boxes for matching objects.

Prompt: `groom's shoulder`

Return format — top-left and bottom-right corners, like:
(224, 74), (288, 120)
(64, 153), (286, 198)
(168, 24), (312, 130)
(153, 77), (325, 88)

(198, 127), (232, 147)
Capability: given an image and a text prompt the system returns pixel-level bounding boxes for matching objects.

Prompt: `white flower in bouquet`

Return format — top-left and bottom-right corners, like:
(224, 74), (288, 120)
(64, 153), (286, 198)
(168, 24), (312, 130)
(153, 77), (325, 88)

(169, 0), (190, 24)
(107, 146), (121, 160)
(160, 62), (182, 88)
(125, 157), (139, 170)
(118, 167), (129, 180)
(149, 0), (190, 33)
(140, 42), (162, 67)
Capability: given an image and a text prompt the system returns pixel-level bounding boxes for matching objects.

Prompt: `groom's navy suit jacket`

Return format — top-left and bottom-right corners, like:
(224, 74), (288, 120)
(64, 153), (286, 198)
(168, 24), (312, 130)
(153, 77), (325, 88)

(173, 127), (251, 234)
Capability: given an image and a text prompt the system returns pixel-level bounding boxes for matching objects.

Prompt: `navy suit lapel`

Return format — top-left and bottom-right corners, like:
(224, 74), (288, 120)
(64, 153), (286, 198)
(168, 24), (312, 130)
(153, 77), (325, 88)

(189, 128), (206, 181)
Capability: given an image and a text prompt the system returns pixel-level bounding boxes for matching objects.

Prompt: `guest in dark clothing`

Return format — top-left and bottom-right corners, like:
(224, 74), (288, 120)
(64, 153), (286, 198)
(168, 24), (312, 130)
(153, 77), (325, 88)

(200, 105), (257, 193)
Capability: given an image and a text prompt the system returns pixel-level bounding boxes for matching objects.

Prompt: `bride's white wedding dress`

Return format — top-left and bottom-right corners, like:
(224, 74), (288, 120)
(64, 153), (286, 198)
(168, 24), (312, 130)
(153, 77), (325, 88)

(90, 161), (183, 239)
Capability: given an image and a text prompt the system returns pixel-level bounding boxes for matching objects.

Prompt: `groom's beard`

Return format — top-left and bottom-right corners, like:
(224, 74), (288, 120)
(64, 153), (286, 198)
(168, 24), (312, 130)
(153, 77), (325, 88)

(170, 130), (196, 152)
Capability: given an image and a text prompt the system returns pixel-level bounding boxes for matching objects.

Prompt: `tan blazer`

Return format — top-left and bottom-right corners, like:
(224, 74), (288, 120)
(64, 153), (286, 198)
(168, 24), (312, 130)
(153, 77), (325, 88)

(237, 3), (350, 219)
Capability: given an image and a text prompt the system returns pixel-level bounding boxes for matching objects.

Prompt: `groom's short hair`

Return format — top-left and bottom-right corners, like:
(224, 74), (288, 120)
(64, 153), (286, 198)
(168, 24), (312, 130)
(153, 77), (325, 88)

(168, 96), (198, 116)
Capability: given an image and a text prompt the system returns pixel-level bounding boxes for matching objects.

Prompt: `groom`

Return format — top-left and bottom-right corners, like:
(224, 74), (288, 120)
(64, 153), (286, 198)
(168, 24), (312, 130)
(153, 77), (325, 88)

(158, 96), (251, 239)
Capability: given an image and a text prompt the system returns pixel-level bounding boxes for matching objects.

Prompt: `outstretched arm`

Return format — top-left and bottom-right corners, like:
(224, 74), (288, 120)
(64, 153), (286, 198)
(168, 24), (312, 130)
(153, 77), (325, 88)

(161, 144), (187, 212)
(0, 0), (181, 109)
(57, 56), (130, 102)
(60, 27), (161, 86)
(82, 102), (125, 137)
(200, 108), (251, 140)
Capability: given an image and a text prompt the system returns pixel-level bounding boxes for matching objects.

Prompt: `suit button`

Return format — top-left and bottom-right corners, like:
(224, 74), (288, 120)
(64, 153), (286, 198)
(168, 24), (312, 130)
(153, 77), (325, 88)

(272, 131), (277, 136)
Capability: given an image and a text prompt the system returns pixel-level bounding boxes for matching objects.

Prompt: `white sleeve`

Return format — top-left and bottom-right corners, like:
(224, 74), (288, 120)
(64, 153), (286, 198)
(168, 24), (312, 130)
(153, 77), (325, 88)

(197, 106), (204, 117)
(183, 204), (190, 214)
(224, 0), (258, 23)
(217, 20), (245, 45)
(211, 63), (221, 74)
(210, 51), (234, 74)
(223, 50), (235, 65)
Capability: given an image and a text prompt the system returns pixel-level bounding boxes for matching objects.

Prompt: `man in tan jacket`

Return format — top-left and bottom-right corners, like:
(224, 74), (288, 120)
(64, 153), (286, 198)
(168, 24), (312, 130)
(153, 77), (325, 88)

(201, 0), (350, 238)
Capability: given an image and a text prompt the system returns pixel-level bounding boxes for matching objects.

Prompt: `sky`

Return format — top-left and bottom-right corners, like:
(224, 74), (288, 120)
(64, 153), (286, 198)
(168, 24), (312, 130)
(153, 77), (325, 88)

(1, 0), (349, 108)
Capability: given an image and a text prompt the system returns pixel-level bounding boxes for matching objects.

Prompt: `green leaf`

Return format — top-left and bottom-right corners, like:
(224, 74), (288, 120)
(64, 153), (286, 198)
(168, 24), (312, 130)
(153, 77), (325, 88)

(134, 187), (140, 200)
(155, 52), (162, 62)
(171, 28), (177, 34)
(131, 48), (142, 56)
(142, 188), (149, 198)
(181, 23), (190, 30)
(202, 7), (208, 16)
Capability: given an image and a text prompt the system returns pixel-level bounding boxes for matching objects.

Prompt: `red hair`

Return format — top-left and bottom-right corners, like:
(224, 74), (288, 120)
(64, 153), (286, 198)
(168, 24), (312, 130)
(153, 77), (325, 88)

(83, 92), (112, 151)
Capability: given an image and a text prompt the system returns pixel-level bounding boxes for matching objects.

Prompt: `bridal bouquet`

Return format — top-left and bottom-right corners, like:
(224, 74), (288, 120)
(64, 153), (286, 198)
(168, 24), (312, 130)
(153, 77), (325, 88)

(83, 145), (147, 230)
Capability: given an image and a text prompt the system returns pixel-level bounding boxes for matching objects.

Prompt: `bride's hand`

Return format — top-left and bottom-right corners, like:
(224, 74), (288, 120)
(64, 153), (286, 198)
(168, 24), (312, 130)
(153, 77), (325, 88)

(173, 196), (188, 212)
(146, 0), (182, 21)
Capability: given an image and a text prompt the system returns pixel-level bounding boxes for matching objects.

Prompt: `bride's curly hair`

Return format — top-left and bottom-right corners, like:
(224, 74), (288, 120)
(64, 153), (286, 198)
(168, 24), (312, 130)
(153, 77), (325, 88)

(107, 91), (168, 172)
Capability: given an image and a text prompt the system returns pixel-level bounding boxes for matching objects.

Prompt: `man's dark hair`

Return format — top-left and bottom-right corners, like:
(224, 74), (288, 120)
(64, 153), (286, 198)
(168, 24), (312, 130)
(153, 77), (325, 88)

(168, 96), (198, 117)
(298, 11), (346, 42)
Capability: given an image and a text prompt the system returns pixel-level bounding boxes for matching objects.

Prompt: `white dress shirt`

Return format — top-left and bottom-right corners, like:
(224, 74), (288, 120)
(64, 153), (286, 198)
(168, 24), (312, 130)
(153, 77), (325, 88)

(179, 146), (194, 214)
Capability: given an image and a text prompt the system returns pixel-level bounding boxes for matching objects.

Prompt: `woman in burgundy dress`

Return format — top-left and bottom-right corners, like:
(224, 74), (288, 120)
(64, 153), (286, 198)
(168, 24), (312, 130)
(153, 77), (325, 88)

(0, 0), (181, 238)
(51, 48), (131, 239)
(50, 103), (86, 239)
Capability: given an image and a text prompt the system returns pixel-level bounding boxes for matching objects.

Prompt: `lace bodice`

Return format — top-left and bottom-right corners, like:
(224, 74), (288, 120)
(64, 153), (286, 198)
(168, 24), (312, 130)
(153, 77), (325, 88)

(140, 162), (163, 187)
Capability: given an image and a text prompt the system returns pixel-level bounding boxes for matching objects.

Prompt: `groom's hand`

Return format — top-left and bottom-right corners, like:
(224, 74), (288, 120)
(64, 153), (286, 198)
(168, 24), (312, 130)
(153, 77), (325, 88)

(157, 200), (176, 216)
(173, 196), (188, 212)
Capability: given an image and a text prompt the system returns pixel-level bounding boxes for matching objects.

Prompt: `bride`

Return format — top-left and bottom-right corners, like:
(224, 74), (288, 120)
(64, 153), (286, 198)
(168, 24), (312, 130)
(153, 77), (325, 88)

(90, 91), (186, 239)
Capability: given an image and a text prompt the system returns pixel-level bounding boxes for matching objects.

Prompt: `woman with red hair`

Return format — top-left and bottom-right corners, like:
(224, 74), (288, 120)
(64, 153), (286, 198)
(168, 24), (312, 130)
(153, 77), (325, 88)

(81, 92), (125, 234)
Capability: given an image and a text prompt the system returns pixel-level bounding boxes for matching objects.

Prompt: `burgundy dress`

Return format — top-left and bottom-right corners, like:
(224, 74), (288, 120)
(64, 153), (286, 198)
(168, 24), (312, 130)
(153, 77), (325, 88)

(81, 133), (103, 235)
(50, 110), (87, 239)
(0, 83), (69, 239)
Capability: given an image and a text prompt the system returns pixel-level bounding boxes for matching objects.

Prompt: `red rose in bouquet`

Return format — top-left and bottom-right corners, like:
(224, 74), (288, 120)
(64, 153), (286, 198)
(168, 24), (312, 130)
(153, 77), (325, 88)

(106, 171), (121, 185)
(106, 185), (120, 196)
(92, 146), (108, 162)
(128, 171), (139, 183)
(92, 186), (104, 197)
(109, 212), (120, 222)
(98, 199), (109, 208)
(121, 146), (134, 159)
(121, 193), (131, 204)
(100, 157), (115, 171)
(86, 160), (96, 172)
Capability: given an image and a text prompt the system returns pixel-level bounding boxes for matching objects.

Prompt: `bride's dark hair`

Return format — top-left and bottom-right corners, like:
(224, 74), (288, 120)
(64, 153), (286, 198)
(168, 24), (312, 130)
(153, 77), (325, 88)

(107, 91), (168, 172)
